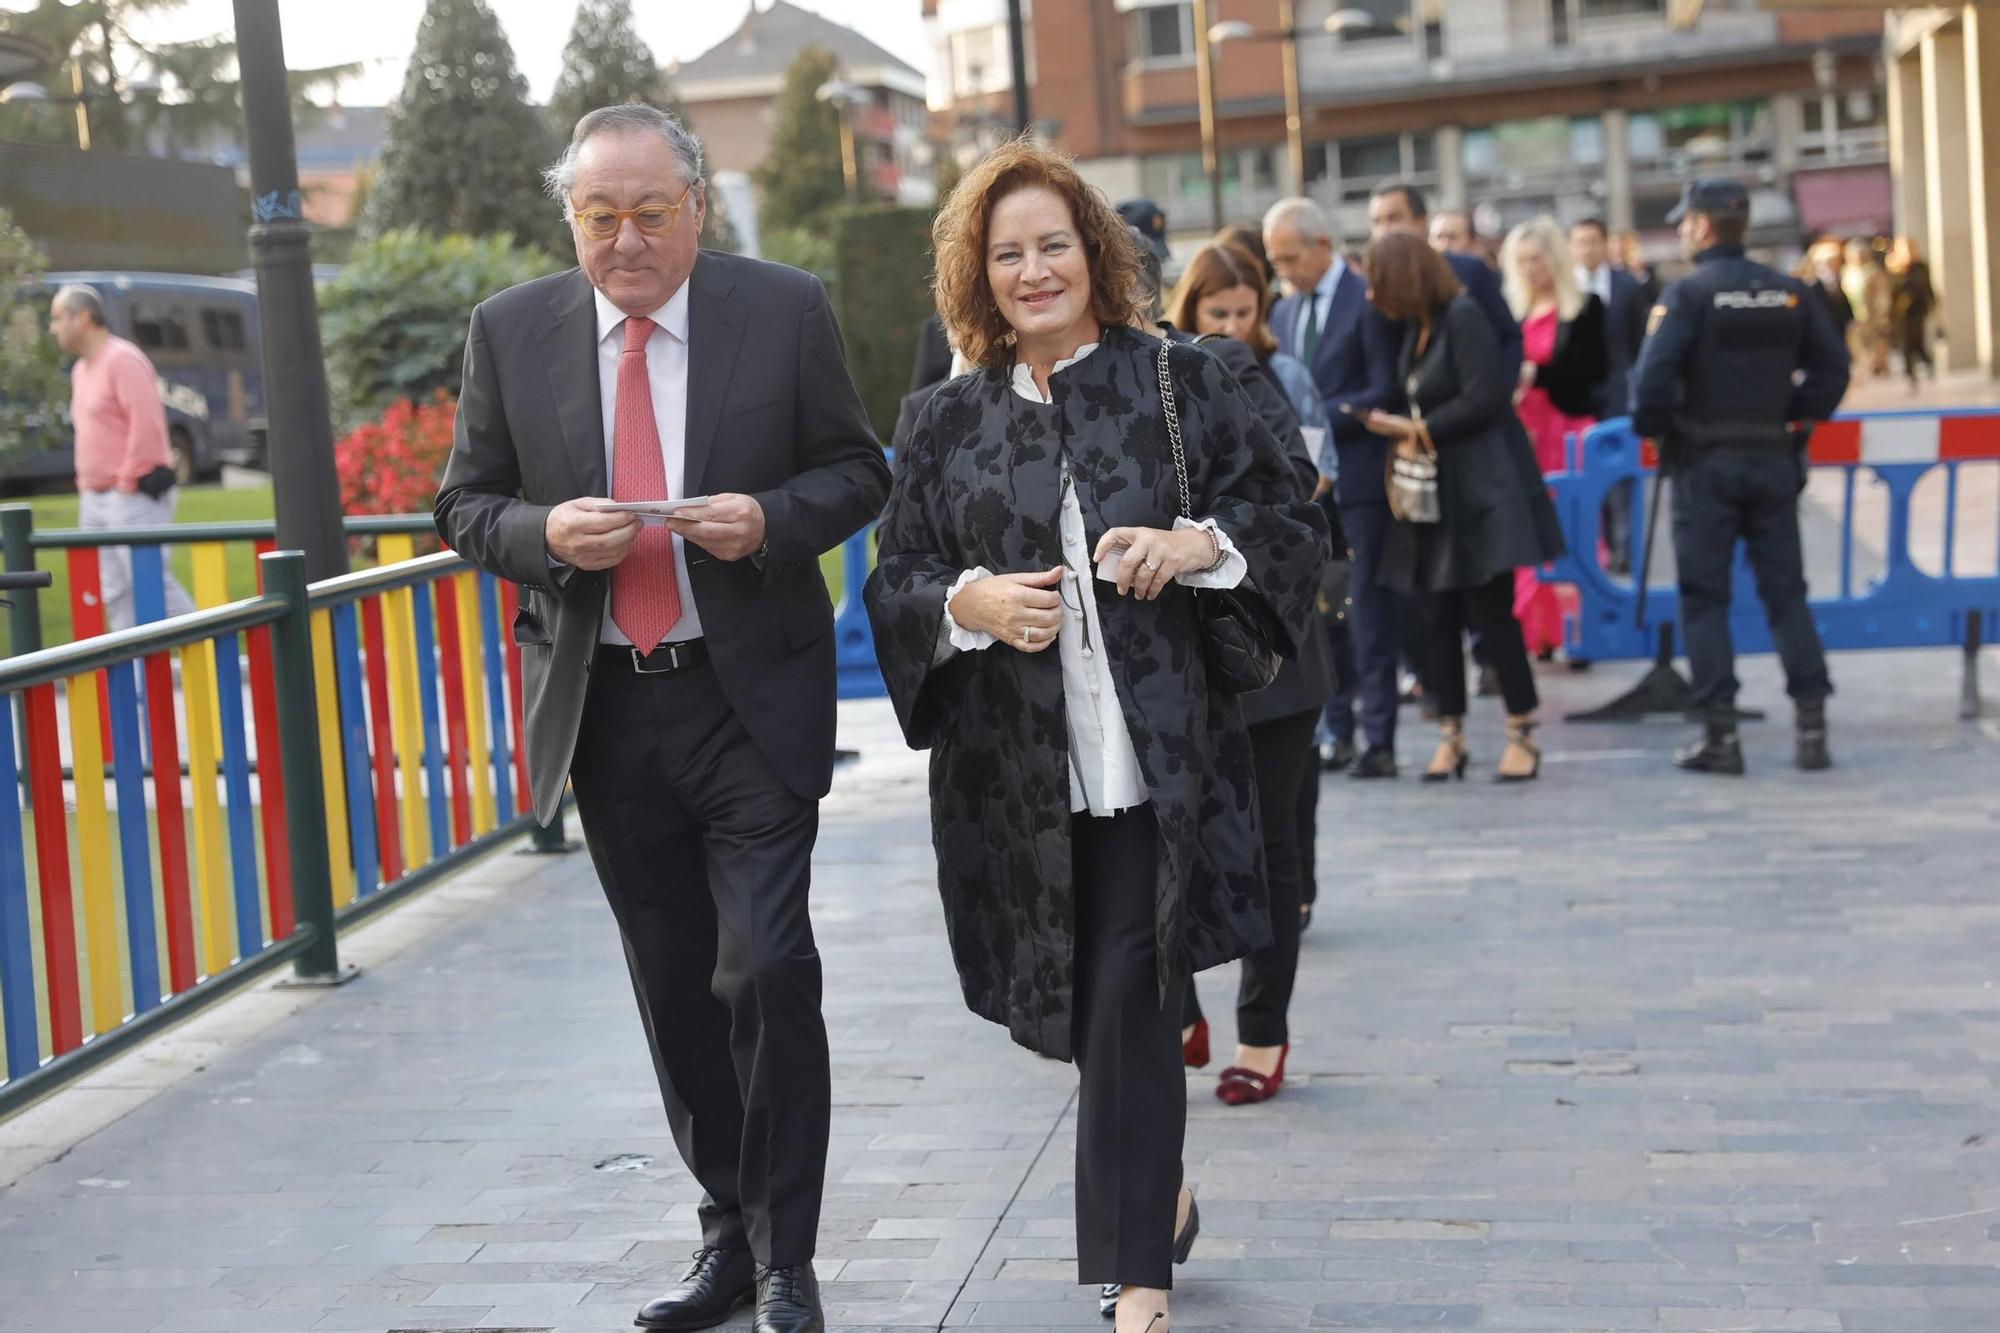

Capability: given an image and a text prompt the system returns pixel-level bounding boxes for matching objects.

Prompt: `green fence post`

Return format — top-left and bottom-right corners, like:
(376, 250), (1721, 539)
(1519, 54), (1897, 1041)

(525, 799), (579, 854)
(0, 506), (41, 658)
(261, 550), (357, 986)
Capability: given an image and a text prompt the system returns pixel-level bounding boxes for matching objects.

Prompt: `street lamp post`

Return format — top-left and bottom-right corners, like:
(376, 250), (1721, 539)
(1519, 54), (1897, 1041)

(1209, 9), (1392, 202)
(816, 80), (865, 204)
(1192, 0), (1223, 229)
(1005, 0), (1032, 136)
(232, 0), (348, 580)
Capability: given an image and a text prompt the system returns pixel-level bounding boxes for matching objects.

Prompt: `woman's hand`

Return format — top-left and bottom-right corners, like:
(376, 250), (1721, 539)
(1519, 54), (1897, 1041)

(1364, 410), (1416, 442)
(1093, 526), (1215, 601)
(950, 568), (1063, 652)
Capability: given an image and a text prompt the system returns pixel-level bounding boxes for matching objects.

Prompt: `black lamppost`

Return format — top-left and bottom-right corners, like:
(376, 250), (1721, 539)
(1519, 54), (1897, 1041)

(231, 0), (348, 580)
(1006, 0), (1031, 135)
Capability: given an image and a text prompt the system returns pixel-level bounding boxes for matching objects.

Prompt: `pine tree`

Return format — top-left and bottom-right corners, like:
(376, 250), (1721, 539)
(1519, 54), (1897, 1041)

(364, 0), (559, 248)
(547, 0), (679, 136)
(753, 45), (847, 237)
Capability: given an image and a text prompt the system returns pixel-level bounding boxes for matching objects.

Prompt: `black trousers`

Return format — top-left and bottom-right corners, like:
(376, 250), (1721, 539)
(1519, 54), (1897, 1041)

(569, 655), (831, 1269)
(1182, 709), (1318, 1047)
(1073, 805), (1187, 1289)
(1671, 450), (1832, 714)
(1421, 574), (1539, 719)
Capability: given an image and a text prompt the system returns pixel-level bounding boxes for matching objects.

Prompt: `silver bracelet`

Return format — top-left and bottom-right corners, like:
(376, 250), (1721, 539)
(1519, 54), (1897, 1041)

(1197, 524), (1225, 572)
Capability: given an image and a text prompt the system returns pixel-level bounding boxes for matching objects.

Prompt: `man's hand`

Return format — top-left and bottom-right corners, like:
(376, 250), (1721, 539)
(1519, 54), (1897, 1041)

(546, 498), (641, 570)
(949, 568), (1063, 652)
(660, 493), (767, 562)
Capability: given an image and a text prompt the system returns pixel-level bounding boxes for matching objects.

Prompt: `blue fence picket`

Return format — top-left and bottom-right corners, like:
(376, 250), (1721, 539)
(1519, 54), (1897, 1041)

(476, 575), (514, 823)
(329, 605), (380, 897)
(0, 700), (37, 1080)
(212, 632), (264, 957)
(104, 660), (161, 1015)
(410, 581), (450, 862)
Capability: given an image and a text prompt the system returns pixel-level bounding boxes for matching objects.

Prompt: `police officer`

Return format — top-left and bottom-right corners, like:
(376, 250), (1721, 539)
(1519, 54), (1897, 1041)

(1629, 179), (1851, 775)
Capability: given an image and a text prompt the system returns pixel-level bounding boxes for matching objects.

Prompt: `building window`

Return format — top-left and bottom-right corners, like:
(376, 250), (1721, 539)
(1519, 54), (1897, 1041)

(1331, 130), (1436, 203)
(1628, 100), (1775, 175)
(1130, 3), (1194, 64)
(1335, 0), (1412, 44)
(950, 26), (1003, 100)
(1802, 85), (1888, 166)
(1579, 0), (1663, 17)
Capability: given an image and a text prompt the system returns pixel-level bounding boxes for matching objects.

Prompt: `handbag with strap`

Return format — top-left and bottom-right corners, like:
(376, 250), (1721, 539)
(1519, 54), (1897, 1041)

(1155, 342), (1283, 694)
(1385, 371), (1441, 524)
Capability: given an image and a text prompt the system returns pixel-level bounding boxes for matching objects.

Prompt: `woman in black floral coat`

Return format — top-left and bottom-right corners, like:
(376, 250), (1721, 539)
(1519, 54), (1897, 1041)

(863, 140), (1326, 1332)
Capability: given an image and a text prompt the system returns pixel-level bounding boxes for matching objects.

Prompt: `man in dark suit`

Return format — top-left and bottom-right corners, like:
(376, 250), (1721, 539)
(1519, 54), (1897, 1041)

(1264, 196), (1404, 777)
(434, 105), (890, 1333)
(1572, 217), (1650, 572)
(1570, 217), (1649, 420)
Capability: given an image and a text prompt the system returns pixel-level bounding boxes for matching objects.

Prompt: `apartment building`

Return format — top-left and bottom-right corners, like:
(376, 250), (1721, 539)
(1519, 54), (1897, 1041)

(927, 0), (1887, 261)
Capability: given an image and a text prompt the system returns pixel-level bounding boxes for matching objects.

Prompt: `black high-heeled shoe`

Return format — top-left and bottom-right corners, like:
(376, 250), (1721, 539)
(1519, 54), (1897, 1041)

(1422, 728), (1468, 783)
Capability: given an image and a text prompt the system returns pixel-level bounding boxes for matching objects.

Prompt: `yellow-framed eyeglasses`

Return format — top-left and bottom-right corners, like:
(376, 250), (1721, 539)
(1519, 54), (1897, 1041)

(569, 184), (696, 240)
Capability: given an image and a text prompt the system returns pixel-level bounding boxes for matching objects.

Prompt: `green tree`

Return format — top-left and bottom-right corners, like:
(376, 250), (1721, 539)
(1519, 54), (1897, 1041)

(753, 45), (846, 236)
(547, 0), (679, 137)
(319, 228), (560, 432)
(0, 209), (69, 466)
(363, 0), (559, 248)
(0, 0), (355, 154)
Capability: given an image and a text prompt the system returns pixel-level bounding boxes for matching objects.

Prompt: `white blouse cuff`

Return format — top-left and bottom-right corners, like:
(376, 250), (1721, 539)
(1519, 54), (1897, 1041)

(935, 566), (999, 664)
(1173, 517), (1247, 590)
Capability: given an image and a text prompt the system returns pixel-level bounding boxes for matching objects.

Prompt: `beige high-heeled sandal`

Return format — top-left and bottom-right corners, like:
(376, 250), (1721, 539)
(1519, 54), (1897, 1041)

(1496, 716), (1541, 783)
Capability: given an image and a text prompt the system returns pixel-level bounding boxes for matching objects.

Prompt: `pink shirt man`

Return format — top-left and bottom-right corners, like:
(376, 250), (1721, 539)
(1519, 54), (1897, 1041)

(70, 334), (172, 493)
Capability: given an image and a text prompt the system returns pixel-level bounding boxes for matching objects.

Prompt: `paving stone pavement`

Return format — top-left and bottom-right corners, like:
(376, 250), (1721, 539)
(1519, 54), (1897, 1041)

(0, 647), (1996, 1333)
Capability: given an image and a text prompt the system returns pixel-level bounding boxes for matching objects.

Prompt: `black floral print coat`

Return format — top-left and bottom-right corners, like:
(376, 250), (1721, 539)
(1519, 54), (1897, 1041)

(863, 324), (1329, 1060)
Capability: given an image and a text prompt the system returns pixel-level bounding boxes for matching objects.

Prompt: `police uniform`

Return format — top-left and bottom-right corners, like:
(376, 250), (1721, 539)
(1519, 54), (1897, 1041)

(1628, 179), (1851, 773)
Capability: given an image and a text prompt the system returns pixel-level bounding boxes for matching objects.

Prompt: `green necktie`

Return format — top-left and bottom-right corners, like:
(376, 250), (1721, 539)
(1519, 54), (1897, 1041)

(1301, 290), (1321, 362)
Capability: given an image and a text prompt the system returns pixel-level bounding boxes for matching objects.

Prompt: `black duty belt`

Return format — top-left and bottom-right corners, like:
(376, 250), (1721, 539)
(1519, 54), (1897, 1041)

(596, 639), (709, 675)
(1678, 421), (1799, 447)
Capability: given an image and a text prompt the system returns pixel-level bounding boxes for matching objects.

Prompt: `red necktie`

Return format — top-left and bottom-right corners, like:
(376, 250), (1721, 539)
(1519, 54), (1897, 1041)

(610, 315), (682, 651)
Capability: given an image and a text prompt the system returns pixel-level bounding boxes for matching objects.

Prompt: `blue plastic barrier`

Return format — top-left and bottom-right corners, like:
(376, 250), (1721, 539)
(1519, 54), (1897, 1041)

(1543, 411), (2000, 719)
(834, 524), (883, 700)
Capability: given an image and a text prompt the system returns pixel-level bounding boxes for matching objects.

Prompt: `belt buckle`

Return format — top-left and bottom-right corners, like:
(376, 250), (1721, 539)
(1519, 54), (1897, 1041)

(630, 645), (675, 675)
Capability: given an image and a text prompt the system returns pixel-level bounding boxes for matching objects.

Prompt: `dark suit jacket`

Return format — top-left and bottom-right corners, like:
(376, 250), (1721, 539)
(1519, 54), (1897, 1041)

(1586, 267), (1649, 420)
(1271, 264), (1401, 508)
(1442, 251), (1524, 388)
(434, 255), (892, 823)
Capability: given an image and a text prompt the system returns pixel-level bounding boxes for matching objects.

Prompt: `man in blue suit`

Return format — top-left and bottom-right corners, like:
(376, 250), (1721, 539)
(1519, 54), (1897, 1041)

(1265, 196), (1404, 778)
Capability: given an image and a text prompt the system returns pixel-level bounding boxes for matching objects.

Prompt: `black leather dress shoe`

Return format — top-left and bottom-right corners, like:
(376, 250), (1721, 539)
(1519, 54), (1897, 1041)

(1321, 738), (1356, 772)
(1347, 745), (1399, 779)
(754, 1263), (824, 1333)
(635, 1247), (754, 1330)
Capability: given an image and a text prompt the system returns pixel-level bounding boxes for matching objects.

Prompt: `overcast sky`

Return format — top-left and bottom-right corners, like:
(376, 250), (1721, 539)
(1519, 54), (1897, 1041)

(96, 0), (930, 107)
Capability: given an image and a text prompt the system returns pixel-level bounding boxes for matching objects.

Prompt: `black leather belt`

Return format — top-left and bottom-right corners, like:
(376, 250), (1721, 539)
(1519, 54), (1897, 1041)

(598, 639), (709, 675)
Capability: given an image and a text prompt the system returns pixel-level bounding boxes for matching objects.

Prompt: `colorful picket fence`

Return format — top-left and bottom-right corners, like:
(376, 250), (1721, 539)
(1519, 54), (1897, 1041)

(0, 536), (557, 1115)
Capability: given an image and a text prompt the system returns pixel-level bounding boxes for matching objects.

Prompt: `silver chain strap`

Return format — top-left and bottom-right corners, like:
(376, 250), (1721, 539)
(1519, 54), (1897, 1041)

(1156, 343), (1193, 518)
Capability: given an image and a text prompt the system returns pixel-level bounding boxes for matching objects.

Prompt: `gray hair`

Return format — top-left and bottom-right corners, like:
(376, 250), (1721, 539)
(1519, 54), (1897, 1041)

(543, 103), (705, 219)
(52, 284), (106, 327)
(1264, 196), (1329, 244)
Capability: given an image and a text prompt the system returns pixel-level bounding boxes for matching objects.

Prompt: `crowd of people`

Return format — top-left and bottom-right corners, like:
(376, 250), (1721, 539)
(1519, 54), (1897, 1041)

(1797, 232), (1938, 392)
(425, 100), (1853, 1333)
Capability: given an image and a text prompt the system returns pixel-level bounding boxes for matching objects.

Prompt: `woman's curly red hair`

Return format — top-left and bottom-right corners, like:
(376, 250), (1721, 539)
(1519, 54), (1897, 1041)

(931, 137), (1146, 371)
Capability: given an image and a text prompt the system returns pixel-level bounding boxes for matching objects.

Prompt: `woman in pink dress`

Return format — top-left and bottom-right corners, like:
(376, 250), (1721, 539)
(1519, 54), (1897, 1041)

(1501, 217), (1609, 657)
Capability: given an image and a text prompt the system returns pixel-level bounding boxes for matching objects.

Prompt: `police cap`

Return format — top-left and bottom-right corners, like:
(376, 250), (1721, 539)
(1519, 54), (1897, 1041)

(1116, 197), (1170, 260)
(1666, 178), (1750, 225)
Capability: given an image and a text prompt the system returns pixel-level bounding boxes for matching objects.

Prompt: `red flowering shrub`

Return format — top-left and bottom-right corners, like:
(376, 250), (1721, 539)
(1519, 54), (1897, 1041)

(335, 390), (457, 517)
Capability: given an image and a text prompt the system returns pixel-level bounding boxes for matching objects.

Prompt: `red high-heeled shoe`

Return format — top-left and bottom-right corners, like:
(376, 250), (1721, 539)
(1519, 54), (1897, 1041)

(1181, 1019), (1210, 1069)
(1215, 1044), (1288, 1105)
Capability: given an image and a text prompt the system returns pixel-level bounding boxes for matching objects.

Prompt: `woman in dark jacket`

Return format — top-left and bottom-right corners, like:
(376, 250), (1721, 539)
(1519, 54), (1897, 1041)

(1362, 232), (1566, 783)
(1887, 235), (1937, 389)
(1166, 241), (1333, 1107)
(865, 138), (1326, 1332)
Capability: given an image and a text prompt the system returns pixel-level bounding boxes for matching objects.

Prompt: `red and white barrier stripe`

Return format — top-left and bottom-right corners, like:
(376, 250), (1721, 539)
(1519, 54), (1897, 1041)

(1636, 413), (2000, 470)
(1805, 413), (2000, 466)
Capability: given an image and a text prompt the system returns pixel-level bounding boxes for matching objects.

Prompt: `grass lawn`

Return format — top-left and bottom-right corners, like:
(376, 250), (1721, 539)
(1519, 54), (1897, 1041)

(1, 481), (856, 655)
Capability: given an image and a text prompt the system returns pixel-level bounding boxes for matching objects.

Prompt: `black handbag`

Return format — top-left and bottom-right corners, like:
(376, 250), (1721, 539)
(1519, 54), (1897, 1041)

(1155, 343), (1282, 694)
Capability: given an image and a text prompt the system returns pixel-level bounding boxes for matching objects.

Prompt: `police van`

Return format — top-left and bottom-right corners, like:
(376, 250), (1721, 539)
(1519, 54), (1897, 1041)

(8, 272), (267, 491)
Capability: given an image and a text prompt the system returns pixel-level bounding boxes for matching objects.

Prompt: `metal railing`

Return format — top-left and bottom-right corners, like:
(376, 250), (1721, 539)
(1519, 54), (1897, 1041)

(0, 538), (570, 1117)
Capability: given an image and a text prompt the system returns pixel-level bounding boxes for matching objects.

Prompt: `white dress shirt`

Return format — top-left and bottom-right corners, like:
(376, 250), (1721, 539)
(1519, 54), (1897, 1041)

(935, 343), (1247, 816)
(1578, 263), (1613, 308)
(592, 284), (703, 644)
(1294, 257), (1346, 362)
